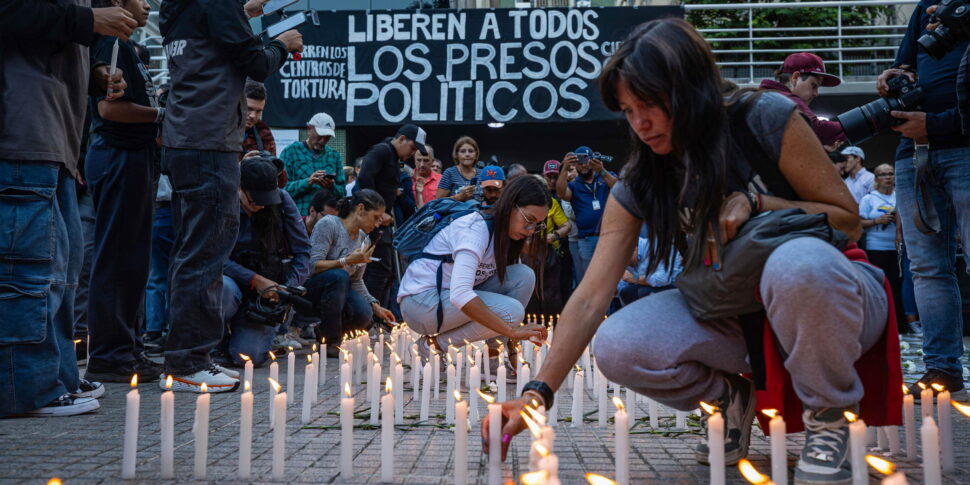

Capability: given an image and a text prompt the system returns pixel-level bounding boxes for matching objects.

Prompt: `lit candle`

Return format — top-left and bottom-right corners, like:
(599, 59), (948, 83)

(614, 397), (629, 485)
(412, 346), (421, 402)
(482, 344), (491, 383)
(596, 366), (607, 427)
(903, 385), (916, 459)
(318, 338), (327, 393)
(582, 347), (592, 389)
(433, 350), (441, 401)
(932, 384), (953, 472)
(394, 354), (404, 424)
(479, 389), (501, 485)
(571, 366), (584, 427)
(238, 380), (253, 479)
(340, 382), (354, 478)
(844, 411), (866, 485)
(270, 378), (286, 479)
(446, 359), (456, 424)
(497, 356), (507, 402)
(919, 382), (933, 418)
(537, 443), (559, 482)
(240, 353), (253, 390)
(370, 357), (382, 426)
(302, 355), (314, 424)
(160, 375), (174, 478)
(340, 349), (352, 396)
(420, 360), (433, 422)
(922, 416), (941, 485)
(762, 409), (786, 485)
(269, 352), (279, 426)
(866, 454), (909, 485)
(521, 410), (544, 472)
(193, 383), (210, 479)
(310, 344), (319, 403)
(701, 402), (725, 485)
(519, 362), (531, 398)
(469, 360), (481, 422)
(286, 346), (296, 406)
(381, 378), (394, 482)
(737, 459), (774, 485)
(455, 390), (468, 485)
(122, 375), (139, 479)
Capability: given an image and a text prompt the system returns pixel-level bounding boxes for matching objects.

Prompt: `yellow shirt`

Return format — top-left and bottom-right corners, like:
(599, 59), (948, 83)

(544, 198), (569, 250)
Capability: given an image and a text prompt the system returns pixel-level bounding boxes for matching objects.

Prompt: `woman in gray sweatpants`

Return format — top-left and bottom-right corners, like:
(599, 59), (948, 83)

(483, 19), (892, 485)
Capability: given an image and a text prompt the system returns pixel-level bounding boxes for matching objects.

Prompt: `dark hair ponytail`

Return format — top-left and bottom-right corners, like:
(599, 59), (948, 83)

(337, 188), (385, 219)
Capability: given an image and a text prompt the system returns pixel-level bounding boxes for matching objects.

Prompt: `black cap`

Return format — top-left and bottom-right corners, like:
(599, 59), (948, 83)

(396, 124), (428, 155)
(240, 158), (282, 206)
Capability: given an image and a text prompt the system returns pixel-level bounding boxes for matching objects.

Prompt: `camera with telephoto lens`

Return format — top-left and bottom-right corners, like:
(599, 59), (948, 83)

(836, 75), (925, 145)
(575, 151), (614, 164)
(918, 0), (970, 59)
(244, 284), (314, 327)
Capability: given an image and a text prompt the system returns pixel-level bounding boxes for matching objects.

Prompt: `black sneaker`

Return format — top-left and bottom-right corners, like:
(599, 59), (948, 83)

(906, 368), (967, 401)
(25, 394), (100, 417)
(694, 373), (757, 466)
(794, 408), (852, 485)
(84, 354), (163, 383)
(72, 379), (105, 399)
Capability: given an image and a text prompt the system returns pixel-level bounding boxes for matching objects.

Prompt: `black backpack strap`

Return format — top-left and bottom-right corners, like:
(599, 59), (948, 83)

(417, 252), (454, 333)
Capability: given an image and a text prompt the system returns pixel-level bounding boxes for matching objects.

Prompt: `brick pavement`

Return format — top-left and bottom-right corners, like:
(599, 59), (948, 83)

(1, 334), (970, 484)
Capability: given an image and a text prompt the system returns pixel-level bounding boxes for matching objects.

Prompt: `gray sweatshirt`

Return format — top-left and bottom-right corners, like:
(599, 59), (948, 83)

(310, 215), (377, 304)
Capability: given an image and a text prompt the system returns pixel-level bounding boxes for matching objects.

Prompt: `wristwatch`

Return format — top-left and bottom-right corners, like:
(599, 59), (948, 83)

(521, 380), (554, 410)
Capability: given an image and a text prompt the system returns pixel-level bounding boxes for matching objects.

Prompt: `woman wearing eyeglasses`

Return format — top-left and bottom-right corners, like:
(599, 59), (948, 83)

(860, 164), (906, 331)
(397, 176), (550, 356)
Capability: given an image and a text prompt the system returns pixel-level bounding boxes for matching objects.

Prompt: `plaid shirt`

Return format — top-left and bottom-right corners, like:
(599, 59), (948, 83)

(279, 141), (345, 215)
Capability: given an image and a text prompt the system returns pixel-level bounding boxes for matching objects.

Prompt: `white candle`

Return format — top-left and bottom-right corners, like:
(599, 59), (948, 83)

(846, 411), (866, 485)
(482, 390), (501, 485)
(412, 347), (421, 401)
(482, 345), (491, 383)
(935, 387), (953, 472)
(596, 366), (607, 427)
(286, 347), (296, 406)
(614, 397), (629, 485)
(193, 383), (210, 480)
(497, 362), (507, 402)
(903, 391), (917, 459)
(394, 357), (404, 424)
(582, 347), (592, 389)
(648, 398), (659, 429)
(310, 345), (319, 404)
(534, 344), (543, 374)
(886, 426), (901, 457)
(469, 364), (481, 422)
(882, 472), (909, 485)
(433, 352), (441, 400)
(241, 353), (253, 391)
(238, 381), (253, 479)
(269, 353), (279, 426)
(302, 356), (315, 424)
(446, 363), (456, 424)
(921, 416), (941, 485)
(340, 382), (355, 478)
(340, 352), (352, 396)
(370, 360), (382, 426)
(318, 339), (327, 393)
(763, 409), (787, 485)
(271, 380), (286, 480)
(381, 378), (394, 482)
(519, 363), (531, 398)
(675, 410), (688, 430)
(703, 403), (725, 485)
(920, 384), (934, 418)
(571, 369), (584, 427)
(420, 361), (432, 422)
(455, 391), (468, 485)
(625, 387), (636, 430)
(122, 375), (140, 479)
(160, 376), (174, 478)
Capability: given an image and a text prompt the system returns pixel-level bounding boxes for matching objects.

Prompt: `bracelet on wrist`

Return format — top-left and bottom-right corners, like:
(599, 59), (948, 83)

(339, 257), (348, 267)
(521, 380), (554, 410)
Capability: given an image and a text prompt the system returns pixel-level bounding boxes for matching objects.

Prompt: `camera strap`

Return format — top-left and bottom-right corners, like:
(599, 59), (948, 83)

(912, 144), (941, 235)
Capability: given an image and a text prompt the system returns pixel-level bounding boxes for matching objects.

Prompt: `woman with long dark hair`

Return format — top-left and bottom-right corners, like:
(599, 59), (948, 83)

(399, 176), (549, 356)
(435, 136), (481, 202)
(485, 19), (897, 485)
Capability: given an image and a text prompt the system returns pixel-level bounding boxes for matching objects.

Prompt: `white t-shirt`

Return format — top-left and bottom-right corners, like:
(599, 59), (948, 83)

(859, 190), (897, 251)
(397, 212), (496, 309)
(845, 168), (875, 203)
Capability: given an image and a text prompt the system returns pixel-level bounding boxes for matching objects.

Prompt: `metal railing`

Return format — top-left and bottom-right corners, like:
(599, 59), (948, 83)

(684, 0), (919, 85)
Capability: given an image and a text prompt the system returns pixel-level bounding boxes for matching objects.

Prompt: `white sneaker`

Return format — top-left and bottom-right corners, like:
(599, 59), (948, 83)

(162, 366), (240, 393)
(214, 364), (240, 379)
(26, 394), (100, 417)
(72, 379), (105, 399)
(279, 332), (304, 351)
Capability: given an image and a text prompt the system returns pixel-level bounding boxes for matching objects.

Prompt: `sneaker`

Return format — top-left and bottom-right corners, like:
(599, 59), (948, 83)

(278, 332), (304, 351)
(214, 364), (240, 379)
(906, 368), (967, 401)
(162, 365), (240, 393)
(72, 379), (105, 399)
(694, 373), (757, 466)
(25, 394), (100, 417)
(794, 408), (852, 485)
(84, 354), (163, 383)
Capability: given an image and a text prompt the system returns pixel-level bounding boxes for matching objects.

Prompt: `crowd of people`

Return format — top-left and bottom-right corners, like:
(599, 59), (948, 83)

(3, 1), (970, 484)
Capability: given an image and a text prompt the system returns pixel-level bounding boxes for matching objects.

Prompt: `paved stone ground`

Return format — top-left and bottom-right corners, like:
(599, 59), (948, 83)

(2, 334), (970, 484)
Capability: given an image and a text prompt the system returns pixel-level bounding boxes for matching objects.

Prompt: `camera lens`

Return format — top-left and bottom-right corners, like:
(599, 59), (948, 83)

(836, 98), (895, 145)
(918, 26), (955, 59)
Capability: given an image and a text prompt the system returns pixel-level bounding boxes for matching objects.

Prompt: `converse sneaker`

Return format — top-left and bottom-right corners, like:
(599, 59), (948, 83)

(906, 368), (966, 401)
(794, 408), (852, 485)
(214, 364), (240, 379)
(162, 365), (240, 393)
(72, 379), (105, 399)
(26, 394), (100, 417)
(695, 373), (757, 466)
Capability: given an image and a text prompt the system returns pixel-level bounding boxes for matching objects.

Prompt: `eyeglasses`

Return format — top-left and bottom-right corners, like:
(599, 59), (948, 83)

(876, 173), (895, 177)
(516, 206), (546, 233)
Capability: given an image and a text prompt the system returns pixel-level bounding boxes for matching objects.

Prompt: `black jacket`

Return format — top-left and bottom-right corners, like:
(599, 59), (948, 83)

(357, 138), (401, 215)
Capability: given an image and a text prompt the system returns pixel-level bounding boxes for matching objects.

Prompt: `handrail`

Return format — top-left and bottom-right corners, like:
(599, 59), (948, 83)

(684, 0), (917, 10)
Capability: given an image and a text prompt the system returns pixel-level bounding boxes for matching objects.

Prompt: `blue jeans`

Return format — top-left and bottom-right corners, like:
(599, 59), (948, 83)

(900, 245), (918, 317)
(303, 269), (373, 345)
(575, 235), (599, 283)
(220, 276), (277, 367)
(896, 147), (970, 376)
(146, 206), (174, 334)
(0, 160), (82, 415)
(568, 239), (582, 287)
(161, 148), (240, 375)
(73, 190), (96, 339)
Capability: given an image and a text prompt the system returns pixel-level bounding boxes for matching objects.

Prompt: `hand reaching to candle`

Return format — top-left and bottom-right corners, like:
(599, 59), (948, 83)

(480, 395), (533, 461)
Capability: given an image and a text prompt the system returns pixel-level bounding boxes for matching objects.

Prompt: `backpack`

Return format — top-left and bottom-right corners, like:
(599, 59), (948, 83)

(393, 197), (493, 333)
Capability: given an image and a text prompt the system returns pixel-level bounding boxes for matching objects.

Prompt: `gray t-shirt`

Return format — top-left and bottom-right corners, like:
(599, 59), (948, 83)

(612, 91), (797, 219)
(309, 215), (377, 304)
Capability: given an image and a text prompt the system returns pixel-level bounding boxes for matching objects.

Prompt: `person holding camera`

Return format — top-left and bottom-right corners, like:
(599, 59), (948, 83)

(280, 112), (346, 216)
(217, 158), (310, 370)
(759, 52), (847, 149)
(554, 146), (617, 283)
(882, 1), (970, 398)
(303, 189), (394, 349)
(485, 19), (901, 485)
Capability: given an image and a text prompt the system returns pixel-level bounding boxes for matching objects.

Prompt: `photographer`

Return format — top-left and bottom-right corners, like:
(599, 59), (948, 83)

(280, 112), (346, 216)
(218, 158), (310, 369)
(555, 146), (617, 282)
(882, 1), (970, 397)
(759, 52), (847, 149)
(304, 189), (394, 347)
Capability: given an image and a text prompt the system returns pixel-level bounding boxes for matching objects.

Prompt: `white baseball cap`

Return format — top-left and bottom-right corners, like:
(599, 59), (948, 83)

(841, 146), (865, 160)
(308, 113), (336, 137)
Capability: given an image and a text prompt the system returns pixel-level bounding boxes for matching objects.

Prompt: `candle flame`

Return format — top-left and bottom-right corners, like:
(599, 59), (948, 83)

(288, 346), (294, 352)
(47, 479), (63, 485)
(476, 388), (495, 403)
(244, 380), (251, 392)
(467, 354), (475, 366)
(165, 375), (173, 390)
(585, 473), (618, 485)
(130, 374), (138, 388)
(344, 382), (351, 398)
(307, 354), (313, 364)
(843, 411), (858, 423)
(902, 384), (909, 395)
(762, 409), (779, 419)
(239, 353), (250, 361)
(386, 377), (392, 393)
(372, 353), (379, 364)
(932, 383), (946, 392)
(952, 400), (970, 417)
(574, 365), (582, 373)
(699, 401), (718, 415)
(534, 443), (549, 457)
(454, 389), (462, 402)
(312, 344), (318, 352)
(917, 382), (927, 390)
(268, 377), (281, 392)
(446, 353), (453, 364)
(520, 470), (549, 485)
(321, 337), (326, 344)
(738, 459), (770, 484)
(613, 396), (625, 412)
(269, 351), (276, 361)
(521, 411), (542, 438)
(200, 382), (208, 393)
(524, 405), (547, 426)
(865, 454), (895, 475)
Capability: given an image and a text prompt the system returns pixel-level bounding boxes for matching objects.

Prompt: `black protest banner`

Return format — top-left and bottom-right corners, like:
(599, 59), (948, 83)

(263, 6), (683, 127)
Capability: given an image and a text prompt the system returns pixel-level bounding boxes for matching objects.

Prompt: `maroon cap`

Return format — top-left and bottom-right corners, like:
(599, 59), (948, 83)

(781, 52), (841, 87)
(543, 160), (561, 175)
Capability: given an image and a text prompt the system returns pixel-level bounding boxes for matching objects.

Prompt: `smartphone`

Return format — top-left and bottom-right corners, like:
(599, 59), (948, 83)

(266, 11), (305, 38)
(262, 0), (299, 16)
